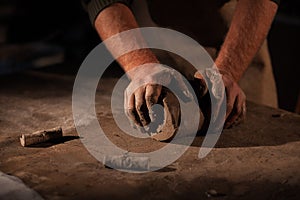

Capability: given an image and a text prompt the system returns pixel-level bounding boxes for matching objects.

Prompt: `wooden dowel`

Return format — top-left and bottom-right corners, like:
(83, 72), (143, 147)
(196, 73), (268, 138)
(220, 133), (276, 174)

(20, 127), (63, 147)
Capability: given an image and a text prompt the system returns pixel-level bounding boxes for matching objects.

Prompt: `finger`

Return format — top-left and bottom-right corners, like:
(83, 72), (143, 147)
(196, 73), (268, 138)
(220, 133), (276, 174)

(225, 92), (245, 128)
(145, 84), (162, 121)
(232, 102), (247, 127)
(225, 101), (240, 129)
(224, 92), (237, 129)
(233, 99), (247, 126)
(135, 87), (151, 126)
(125, 91), (143, 127)
(224, 98), (238, 128)
(225, 88), (235, 120)
(163, 88), (181, 128)
(241, 101), (247, 121)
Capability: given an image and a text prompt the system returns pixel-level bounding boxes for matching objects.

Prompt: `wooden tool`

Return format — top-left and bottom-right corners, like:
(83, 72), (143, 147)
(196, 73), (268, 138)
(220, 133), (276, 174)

(20, 127), (63, 147)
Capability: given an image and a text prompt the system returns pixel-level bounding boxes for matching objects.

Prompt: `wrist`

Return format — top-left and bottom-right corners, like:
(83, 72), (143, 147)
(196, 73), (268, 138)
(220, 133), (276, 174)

(215, 57), (241, 82)
(121, 49), (160, 79)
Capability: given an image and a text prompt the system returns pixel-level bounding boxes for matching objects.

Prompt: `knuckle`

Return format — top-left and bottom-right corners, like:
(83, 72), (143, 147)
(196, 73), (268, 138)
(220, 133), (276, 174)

(135, 103), (144, 112)
(145, 95), (155, 103)
(226, 79), (234, 88)
(148, 83), (162, 89)
(227, 104), (233, 111)
(126, 108), (135, 116)
(145, 94), (154, 100)
(135, 88), (144, 95)
(146, 83), (155, 87)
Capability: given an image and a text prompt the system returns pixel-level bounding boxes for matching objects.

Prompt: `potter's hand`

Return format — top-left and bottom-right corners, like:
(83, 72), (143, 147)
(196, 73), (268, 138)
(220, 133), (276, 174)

(220, 70), (246, 128)
(124, 64), (191, 127)
(194, 69), (246, 129)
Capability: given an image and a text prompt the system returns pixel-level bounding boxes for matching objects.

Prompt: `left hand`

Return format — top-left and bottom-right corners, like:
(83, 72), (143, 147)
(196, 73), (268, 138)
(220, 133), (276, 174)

(194, 69), (246, 129)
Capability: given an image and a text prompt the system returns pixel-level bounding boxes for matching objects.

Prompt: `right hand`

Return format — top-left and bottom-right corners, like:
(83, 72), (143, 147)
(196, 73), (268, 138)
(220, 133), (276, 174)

(126, 82), (162, 127)
(124, 64), (192, 128)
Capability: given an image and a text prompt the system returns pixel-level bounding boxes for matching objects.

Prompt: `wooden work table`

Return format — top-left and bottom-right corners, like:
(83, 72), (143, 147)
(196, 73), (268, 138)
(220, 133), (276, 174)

(0, 71), (299, 200)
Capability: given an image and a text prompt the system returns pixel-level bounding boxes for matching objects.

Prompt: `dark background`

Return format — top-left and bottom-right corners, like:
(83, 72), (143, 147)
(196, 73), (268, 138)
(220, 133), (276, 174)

(0, 0), (299, 113)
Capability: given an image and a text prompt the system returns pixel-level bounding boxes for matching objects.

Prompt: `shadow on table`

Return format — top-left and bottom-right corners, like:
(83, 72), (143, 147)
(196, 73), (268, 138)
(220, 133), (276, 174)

(190, 101), (300, 148)
(26, 136), (80, 148)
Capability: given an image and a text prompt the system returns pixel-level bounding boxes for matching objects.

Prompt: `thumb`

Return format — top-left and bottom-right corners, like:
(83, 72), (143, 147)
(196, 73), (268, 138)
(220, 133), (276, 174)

(194, 71), (208, 98)
(194, 71), (204, 79)
(171, 72), (193, 102)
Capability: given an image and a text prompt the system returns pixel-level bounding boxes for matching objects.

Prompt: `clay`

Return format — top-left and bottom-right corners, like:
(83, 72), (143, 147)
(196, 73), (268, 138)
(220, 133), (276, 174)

(151, 87), (204, 141)
(151, 88), (179, 141)
(103, 154), (150, 171)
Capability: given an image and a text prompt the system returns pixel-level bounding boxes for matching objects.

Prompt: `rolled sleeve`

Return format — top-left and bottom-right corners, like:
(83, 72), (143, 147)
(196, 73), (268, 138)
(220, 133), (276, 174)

(82, 0), (132, 26)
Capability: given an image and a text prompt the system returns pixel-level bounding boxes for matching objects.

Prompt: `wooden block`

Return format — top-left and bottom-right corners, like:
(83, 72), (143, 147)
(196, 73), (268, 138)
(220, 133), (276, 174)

(20, 127), (63, 147)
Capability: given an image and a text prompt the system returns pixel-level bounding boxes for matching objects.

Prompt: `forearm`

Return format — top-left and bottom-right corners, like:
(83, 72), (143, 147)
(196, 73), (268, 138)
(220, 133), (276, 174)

(215, 0), (278, 81)
(94, 3), (159, 77)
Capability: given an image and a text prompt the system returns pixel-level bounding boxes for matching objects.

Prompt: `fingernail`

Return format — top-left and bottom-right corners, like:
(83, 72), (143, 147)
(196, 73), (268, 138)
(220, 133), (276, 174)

(149, 111), (155, 121)
(183, 90), (192, 99)
(137, 126), (146, 133)
(194, 71), (204, 79)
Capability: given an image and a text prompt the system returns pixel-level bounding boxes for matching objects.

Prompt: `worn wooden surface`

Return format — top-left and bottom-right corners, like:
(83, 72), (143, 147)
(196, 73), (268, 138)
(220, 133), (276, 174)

(0, 71), (299, 200)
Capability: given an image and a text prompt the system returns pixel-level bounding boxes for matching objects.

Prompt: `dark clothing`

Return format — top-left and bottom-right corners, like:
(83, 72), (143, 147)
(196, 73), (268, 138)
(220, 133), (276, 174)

(82, 0), (280, 26)
(81, 0), (280, 108)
